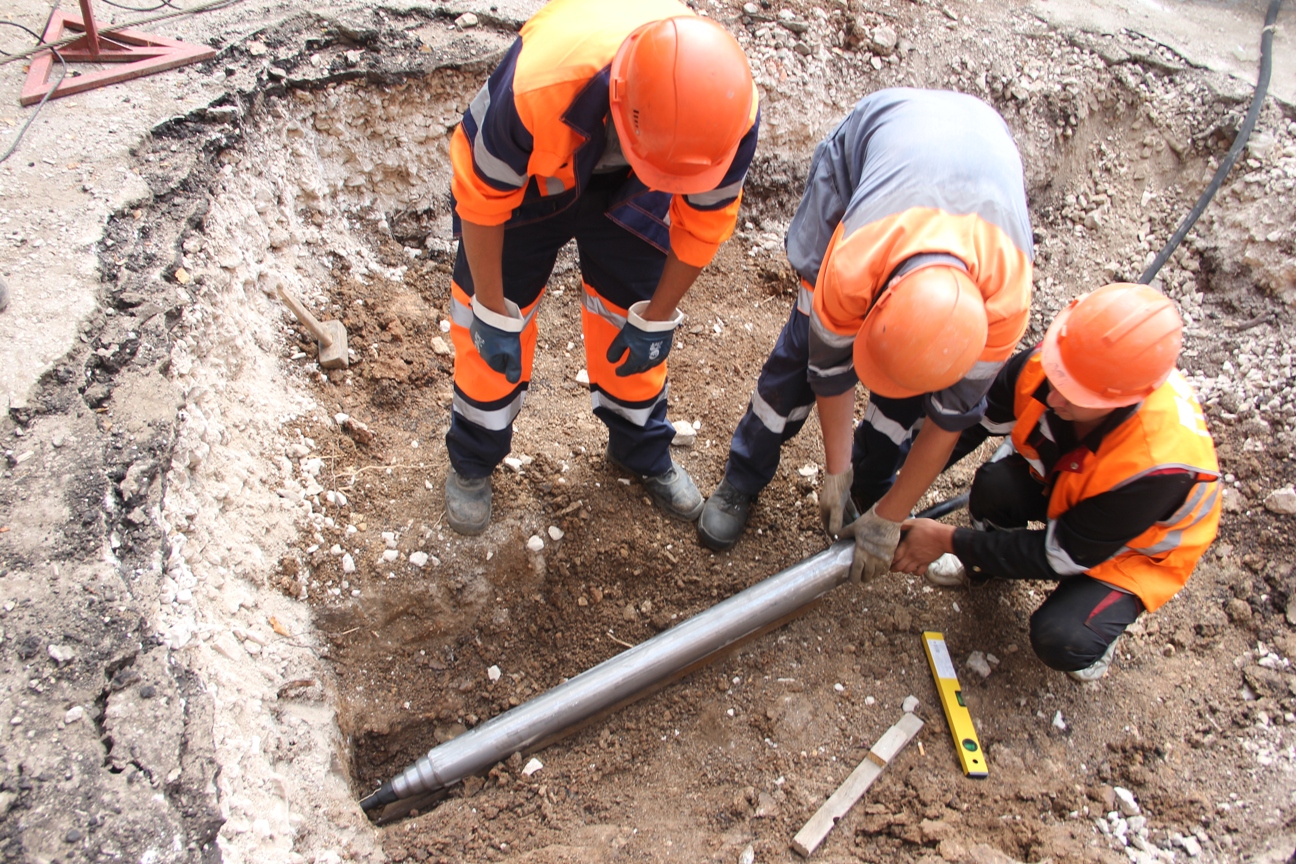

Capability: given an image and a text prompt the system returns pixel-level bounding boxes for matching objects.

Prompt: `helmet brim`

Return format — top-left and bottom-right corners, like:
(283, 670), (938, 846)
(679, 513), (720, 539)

(854, 344), (925, 399)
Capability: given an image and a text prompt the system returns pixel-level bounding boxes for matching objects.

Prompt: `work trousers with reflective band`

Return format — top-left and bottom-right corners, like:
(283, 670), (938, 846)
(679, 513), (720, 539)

(724, 295), (990, 501)
(446, 174), (675, 480)
(967, 454), (1143, 672)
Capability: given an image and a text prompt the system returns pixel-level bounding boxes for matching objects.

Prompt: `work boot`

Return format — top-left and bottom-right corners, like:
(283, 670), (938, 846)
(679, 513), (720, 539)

(1067, 638), (1118, 682)
(697, 478), (754, 551)
(606, 447), (704, 522)
(445, 468), (491, 535)
(923, 553), (969, 588)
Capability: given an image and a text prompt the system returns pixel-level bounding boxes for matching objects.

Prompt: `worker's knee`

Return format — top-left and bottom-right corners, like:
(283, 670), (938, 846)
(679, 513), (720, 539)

(1028, 605), (1109, 672)
(968, 455), (1046, 529)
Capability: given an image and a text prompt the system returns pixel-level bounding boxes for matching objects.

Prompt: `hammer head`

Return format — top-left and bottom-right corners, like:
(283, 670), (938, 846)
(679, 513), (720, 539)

(317, 319), (349, 370)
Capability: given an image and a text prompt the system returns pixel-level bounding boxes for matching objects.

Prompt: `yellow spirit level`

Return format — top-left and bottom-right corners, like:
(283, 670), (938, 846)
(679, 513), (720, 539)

(922, 631), (988, 779)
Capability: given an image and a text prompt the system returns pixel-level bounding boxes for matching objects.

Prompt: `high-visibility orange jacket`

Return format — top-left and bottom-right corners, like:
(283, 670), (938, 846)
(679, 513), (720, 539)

(449, 0), (760, 268)
(1011, 353), (1221, 611)
(796, 89), (1033, 429)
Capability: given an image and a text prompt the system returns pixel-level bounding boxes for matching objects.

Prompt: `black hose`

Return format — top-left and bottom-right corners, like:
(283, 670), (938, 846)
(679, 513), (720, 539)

(914, 492), (969, 520)
(1138, 0), (1283, 285)
(359, 782), (397, 812)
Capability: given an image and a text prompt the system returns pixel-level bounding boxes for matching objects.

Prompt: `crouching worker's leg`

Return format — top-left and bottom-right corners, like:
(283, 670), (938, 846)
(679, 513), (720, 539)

(1029, 576), (1143, 680)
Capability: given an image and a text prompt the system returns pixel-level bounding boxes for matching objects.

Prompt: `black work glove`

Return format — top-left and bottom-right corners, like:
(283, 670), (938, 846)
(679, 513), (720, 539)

(605, 300), (683, 377)
(470, 296), (525, 384)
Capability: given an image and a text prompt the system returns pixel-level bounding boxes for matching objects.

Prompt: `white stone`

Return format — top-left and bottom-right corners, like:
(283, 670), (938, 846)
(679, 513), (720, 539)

(526, 535), (545, 553)
(382, 531), (397, 548)
(1052, 710), (1067, 731)
(504, 456), (525, 472)
(455, 11), (479, 28)
(341, 554), (356, 574)
(48, 644), (75, 664)
(430, 336), (451, 356)
(797, 464), (818, 477)
(521, 757), (543, 776)
(487, 665), (501, 682)
(575, 369), (590, 385)
(1180, 835), (1202, 857)
(1115, 786), (1140, 816)
(965, 650), (992, 678)
(63, 706), (84, 724)
(381, 549), (399, 562)
(1264, 486), (1296, 515)
(671, 420), (697, 446)
(548, 525), (564, 541)
(739, 844), (755, 864)
(409, 551), (429, 568)
(902, 695), (920, 713)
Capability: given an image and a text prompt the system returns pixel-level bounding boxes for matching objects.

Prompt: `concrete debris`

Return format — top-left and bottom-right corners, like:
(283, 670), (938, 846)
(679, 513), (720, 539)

(521, 757), (543, 776)
(409, 551), (429, 568)
(430, 336), (452, 355)
(488, 665), (502, 682)
(902, 695), (920, 713)
(548, 525), (564, 541)
(576, 369), (590, 385)
(966, 651), (992, 678)
(455, 12), (479, 29)
(671, 420), (697, 446)
(526, 535), (544, 552)
(1264, 486), (1296, 515)
(47, 644), (75, 665)
(1115, 786), (1141, 817)
(63, 706), (84, 725)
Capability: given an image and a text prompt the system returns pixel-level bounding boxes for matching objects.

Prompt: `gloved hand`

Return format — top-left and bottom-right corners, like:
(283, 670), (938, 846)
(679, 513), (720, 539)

(606, 300), (683, 377)
(470, 295), (525, 384)
(819, 467), (859, 537)
(840, 505), (903, 583)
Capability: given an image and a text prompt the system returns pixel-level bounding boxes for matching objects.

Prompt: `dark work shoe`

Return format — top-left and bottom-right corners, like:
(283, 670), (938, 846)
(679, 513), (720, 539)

(606, 447), (704, 522)
(697, 478), (754, 551)
(445, 469), (491, 535)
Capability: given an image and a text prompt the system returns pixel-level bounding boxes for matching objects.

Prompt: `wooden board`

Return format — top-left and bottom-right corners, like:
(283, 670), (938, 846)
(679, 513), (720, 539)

(791, 711), (924, 857)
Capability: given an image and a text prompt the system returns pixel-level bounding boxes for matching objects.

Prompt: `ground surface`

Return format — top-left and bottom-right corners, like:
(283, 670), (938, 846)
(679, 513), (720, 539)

(2, 1), (1296, 863)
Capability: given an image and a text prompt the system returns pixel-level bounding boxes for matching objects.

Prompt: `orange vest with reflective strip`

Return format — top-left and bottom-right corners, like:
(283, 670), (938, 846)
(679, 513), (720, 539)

(1011, 352), (1221, 611)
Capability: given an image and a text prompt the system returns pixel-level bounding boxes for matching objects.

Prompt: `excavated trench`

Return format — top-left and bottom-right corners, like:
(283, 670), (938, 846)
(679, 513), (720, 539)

(89, 7), (1296, 860)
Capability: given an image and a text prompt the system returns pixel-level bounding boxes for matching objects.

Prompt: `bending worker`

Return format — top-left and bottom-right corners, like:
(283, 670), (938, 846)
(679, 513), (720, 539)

(895, 283), (1221, 680)
(444, 0), (759, 534)
(697, 88), (1033, 584)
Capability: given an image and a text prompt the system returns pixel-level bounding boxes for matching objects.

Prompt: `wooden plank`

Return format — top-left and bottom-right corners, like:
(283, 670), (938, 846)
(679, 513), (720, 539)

(791, 711), (924, 858)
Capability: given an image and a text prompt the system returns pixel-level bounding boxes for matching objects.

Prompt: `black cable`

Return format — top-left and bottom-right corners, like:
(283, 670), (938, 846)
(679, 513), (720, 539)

(0, 22), (68, 166)
(97, 0), (180, 13)
(1139, 0), (1284, 284)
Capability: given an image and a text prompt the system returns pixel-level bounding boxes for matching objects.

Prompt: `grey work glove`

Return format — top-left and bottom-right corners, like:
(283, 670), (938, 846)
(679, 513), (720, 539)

(840, 505), (903, 583)
(819, 467), (860, 537)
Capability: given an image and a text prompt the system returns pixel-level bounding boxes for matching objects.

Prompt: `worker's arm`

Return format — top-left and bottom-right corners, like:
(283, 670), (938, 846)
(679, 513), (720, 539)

(642, 252), (702, 321)
(895, 473), (1198, 579)
(816, 389), (856, 475)
(873, 422), (962, 522)
(460, 220), (506, 314)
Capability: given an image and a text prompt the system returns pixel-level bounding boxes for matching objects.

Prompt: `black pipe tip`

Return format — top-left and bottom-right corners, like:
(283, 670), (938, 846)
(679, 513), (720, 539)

(359, 782), (398, 811)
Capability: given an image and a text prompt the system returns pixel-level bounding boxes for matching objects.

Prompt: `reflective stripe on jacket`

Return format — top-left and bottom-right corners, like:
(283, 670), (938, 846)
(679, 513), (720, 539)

(803, 89), (1033, 363)
(449, 0), (760, 268)
(1011, 352), (1221, 611)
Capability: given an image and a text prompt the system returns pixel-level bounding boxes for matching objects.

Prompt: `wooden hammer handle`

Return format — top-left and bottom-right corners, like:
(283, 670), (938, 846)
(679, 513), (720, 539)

(276, 284), (333, 349)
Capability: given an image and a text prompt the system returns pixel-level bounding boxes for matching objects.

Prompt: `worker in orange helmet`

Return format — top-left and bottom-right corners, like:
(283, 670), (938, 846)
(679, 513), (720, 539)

(444, 0), (759, 534)
(894, 283), (1221, 680)
(698, 89), (1033, 583)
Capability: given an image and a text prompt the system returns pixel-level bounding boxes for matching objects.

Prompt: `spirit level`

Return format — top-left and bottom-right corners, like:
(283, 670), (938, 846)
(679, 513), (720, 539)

(922, 631), (987, 779)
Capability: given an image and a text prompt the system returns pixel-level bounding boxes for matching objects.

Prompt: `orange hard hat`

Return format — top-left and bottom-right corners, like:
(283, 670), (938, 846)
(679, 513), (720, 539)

(853, 263), (989, 399)
(609, 16), (754, 195)
(1041, 282), (1183, 409)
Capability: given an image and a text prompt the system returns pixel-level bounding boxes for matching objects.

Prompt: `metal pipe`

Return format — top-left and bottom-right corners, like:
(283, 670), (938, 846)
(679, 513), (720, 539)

(360, 540), (856, 811)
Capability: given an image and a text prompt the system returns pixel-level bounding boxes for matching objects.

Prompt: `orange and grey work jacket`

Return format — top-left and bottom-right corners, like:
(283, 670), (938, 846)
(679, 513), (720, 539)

(797, 88), (1033, 431)
(449, 0), (760, 268)
(1011, 353), (1222, 611)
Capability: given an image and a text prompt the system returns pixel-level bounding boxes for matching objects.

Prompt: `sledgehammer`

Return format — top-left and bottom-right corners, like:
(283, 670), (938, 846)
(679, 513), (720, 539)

(276, 284), (349, 370)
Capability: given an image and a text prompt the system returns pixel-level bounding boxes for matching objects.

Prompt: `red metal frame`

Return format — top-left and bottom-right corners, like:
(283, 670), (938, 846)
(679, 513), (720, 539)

(21, 0), (215, 106)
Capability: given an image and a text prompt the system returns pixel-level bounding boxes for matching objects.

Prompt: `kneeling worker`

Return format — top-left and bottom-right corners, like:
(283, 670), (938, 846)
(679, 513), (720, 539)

(894, 283), (1222, 680)
(698, 88), (1033, 583)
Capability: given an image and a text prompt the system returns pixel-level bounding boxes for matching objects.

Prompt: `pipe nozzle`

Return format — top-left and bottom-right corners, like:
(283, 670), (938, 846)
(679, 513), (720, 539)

(359, 782), (397, 812)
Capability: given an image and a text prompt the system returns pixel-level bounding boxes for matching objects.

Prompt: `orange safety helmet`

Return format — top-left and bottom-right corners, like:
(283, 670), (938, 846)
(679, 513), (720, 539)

(1041, 282), (1183, 409)
(853, 263), (989, 399)
(609, 16), (754, 195)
